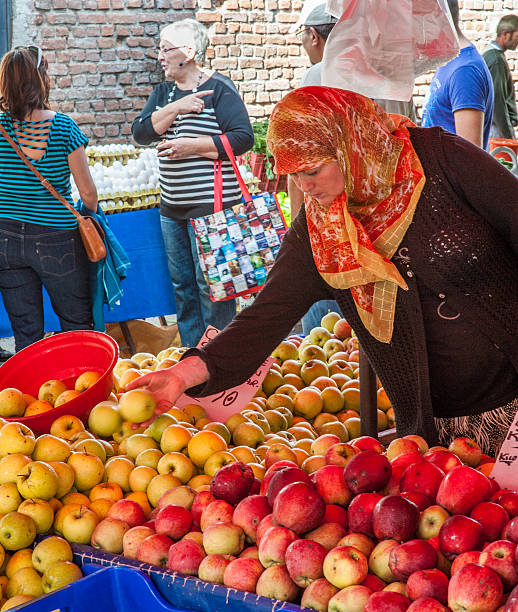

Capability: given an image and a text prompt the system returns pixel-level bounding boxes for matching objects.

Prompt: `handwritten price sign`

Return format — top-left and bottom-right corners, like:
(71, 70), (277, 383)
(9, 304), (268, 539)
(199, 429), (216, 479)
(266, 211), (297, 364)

(490, 409), (518, 490)
(175, 326), (275, 422)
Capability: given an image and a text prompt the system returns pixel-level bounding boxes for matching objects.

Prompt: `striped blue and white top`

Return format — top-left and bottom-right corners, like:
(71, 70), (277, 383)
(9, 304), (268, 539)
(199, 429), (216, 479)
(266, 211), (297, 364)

(0, 112), (88, 228)
(132, 73), (254, 221)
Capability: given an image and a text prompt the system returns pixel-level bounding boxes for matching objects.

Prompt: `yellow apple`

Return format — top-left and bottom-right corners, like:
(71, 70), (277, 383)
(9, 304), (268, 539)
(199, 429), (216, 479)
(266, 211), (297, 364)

(32, 535), (72, 574)
(157, 452), (194, 484)
(203, 450), (236, 477)
(54, 389), (81, 408)
(61, 506), (100, 544)
(74, 371), (101, 392)
(229, 446), (256, 464)
(224, 412), (249, 434)
(182, 403), (207, 424)
(0, 483), (22, 514)
(61, 492), (90, 506)
(38, 380), (68, 407)
(231, 422), (265, 448)
(117, 368), (143, 392)
(0, 423), (35, 458)
(130, 352), (154, 366)
(89, 498), (115, 519)
(187, 430), (228, 468)
(0, 512), (37, 551)
(103, 456), (134, 493)
(0, 389), (25, 418)
(16, 461), (58, 501)
(49, 415), (85, 441)
(160, 424), (192, 454)
(118, 389), (157, 424)
(42, 560), (82, 593)
(113, 358), (140, 378)
(17, 499), (54, 534)
(32, 434), (71, 463)
(146, 473), (182, 507)
(156, 485), (196, 509)
(124, 434), (159, 460)
(67, 452), (104, 491)
(135, 448), (163, 469)
(5, 548), (33, 578)
(53, 503), (81, 536)
(87, 401), (123, 438)
(187, 474), (212, 490)
(89, 481), (124, 502)
(48, 461), (75, 499)
(0, 454), (31, 485)
(128, 465), (157, 492)
(71, 438), (107, 462)
(5, 566), (43, 598)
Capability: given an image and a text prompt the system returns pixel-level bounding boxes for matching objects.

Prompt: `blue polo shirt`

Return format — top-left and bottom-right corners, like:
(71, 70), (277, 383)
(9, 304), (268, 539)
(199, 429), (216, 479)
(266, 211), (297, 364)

(421, 45), (494, 150)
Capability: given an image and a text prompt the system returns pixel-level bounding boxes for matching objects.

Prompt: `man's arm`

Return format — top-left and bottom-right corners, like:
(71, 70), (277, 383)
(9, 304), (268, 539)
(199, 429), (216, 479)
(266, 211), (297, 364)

(453, 109), (485, 148)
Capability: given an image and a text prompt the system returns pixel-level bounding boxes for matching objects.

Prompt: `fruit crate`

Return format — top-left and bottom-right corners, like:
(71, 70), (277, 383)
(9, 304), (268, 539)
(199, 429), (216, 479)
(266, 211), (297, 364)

(14, 564), (191, 612)
(69, 543), (305, 612)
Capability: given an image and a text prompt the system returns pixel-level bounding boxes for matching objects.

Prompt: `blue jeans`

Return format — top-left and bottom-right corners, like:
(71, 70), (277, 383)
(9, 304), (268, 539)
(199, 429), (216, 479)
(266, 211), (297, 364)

(0, 219), (93, 352)
(160, 216), (236, 347)
(302, 300), (342, 336)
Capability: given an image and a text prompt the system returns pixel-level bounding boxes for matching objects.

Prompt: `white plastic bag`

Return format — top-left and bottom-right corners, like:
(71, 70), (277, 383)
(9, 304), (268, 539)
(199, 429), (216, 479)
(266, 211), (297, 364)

(322, 0), (459, 101)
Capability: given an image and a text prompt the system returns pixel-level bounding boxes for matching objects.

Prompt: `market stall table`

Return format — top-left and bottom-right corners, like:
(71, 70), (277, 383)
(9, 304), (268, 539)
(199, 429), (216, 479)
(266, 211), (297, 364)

(0, 207), (176, 339)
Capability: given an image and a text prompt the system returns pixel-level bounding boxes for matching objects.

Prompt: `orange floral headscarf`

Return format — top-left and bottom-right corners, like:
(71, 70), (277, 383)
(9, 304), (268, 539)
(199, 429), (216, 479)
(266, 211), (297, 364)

(266, 87), (426, 343)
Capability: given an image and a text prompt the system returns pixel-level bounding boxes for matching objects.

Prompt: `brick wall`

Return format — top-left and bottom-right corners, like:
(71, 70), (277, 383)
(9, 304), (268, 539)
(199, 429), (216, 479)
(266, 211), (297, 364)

(13, 0), (518, 142)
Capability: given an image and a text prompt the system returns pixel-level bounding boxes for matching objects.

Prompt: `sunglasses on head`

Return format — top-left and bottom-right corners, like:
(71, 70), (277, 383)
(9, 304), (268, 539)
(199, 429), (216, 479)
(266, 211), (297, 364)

(15, 45), (43, 69)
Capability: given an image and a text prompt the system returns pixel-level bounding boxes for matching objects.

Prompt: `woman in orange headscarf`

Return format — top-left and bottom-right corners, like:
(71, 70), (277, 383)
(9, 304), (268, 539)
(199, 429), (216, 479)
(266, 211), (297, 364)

(128, 87), (518, 456)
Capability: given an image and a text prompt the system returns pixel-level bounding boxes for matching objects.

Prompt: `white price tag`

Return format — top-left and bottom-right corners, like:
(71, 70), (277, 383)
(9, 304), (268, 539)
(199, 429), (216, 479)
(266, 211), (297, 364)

(175, 326), (274, 422)
(490, 409), (518, 490)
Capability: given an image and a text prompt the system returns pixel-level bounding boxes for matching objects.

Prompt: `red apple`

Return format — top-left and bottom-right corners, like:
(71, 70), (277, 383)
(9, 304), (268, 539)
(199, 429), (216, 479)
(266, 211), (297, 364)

(333, 318), (352, 339)
(191, 490), (215, 527)
(304, 522), (347, 551)
(313, 465), (352, 506)
(258, 525), (298, 567)
(448, 437), (482, 467)
(436, 465), (491, 515)
(123, 525), (155, 559)
(106, 498), (147, 528)
(349, 436), (384, 454)
(400, 461), (444, 503)
(232, 494), (271, 544)
(406, 568), (449, 603)
(339, 533), (376, 558)
(267, 466), (313, 506)
(155, 504), (192, 540)
(200, 499), (234, 531)
(255, 563), (299, 602)
(300, 577), (340, 611)
(223, 557), (264, 592)
(424, 449), (462, 474)
(479, 539), (518, 590)
(344, 451), (392, 494)
(362, 573), (386, 592)
(438, 515), (485, 560)
(450, 550), (481, 575)
(372, 495), (420, 542)
(272, 481), (325, 534)
(389, 539), (438, 581)
(400, 492), (433, 512)
(383, 465), (406, 496)
(502, 516), (518, 544)
(239, 545), (258, 558)
(90, 517), (130, 554)
(198, 553), (235, 584)
(136, 533), (173, 567)
(368, 539), (400, 583)
(505, 583), (518, 612)
(210, 461), (254, 506)
(494, 492), (518, 519)
(323, 504), (348, 526)
(167, 538), (205, 575)
(470, 502), (509, 542)
(264, 460), (298, 477)
(447, 563), (503, 612)
(348, 492), (383, 537)
(391, 452), (424, 472)
(323, 545), (369, 589)
(407, 597), (448, 611)
(364, 590), (411, 611)
(256, 513), (274, 546)
(417, 505), (451, 540)
(325, 442), (360, 467)
(328, 584), (373, 611)
(285, 538), (327, 587)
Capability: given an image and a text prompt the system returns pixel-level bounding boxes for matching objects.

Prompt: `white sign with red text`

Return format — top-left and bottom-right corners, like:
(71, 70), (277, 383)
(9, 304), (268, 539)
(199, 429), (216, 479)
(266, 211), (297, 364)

(490, 409), (518, 490)
(175, 326), (275, 422)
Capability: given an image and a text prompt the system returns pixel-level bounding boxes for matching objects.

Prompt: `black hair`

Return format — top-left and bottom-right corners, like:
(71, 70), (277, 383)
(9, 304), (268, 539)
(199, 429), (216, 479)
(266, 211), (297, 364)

(311, 22), (336, 41)
(446, 0), (460, 29)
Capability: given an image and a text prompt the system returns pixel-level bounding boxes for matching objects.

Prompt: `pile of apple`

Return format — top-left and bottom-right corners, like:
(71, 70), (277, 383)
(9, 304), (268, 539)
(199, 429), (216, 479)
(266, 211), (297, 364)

(0, 533), (83, 610)
(0, 371), (102, 418)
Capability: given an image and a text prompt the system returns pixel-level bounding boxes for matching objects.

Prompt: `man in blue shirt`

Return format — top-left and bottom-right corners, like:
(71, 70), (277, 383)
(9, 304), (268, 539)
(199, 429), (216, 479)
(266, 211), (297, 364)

(421, 0), (494, 149)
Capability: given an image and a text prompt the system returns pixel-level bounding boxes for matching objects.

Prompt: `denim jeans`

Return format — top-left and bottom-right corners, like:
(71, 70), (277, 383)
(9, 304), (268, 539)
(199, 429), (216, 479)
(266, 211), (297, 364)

(0, 219), (93, 352)
(160, 216), (236, 347)
(302, 300), (342, 336)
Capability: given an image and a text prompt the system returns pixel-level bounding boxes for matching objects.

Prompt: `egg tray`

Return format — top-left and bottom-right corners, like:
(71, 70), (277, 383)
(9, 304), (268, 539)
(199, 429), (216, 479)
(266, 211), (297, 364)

(102, 202), (160, 215)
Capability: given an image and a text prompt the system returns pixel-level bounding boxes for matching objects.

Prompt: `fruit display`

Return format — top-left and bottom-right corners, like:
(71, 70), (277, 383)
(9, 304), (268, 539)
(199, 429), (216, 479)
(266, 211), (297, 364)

(0, 316), (516, 611)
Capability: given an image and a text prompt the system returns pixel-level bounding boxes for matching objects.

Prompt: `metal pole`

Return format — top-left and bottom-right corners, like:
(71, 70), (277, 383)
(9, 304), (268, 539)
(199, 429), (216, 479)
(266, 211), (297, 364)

(359, 343), (378, 438)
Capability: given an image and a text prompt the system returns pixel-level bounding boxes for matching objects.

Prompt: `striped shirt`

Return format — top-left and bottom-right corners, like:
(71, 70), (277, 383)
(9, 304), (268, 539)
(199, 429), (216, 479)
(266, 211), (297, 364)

(0, 112), (88, 228)
(132, 73), (254, 220)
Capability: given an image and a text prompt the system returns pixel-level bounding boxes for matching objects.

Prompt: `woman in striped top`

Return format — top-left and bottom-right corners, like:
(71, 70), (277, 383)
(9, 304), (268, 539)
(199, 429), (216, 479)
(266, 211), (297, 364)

(132, 19), (253, 347)
(0, 46), (98, 351)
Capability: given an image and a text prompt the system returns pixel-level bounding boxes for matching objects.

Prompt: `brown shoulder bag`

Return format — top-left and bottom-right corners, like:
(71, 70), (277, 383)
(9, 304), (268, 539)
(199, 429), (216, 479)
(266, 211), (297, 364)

(0, 123), (106, 262)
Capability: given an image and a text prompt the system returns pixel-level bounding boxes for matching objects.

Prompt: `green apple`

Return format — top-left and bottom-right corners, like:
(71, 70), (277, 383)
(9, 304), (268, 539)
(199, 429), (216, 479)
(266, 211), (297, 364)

(16, 461), (58, 501)
(144, 413), (178, 443)
(320, 311), (342, 333)
(42, 560), (82, 593)
(88, 401), (123, 438)
(125, 434), (158, 459)
(308, 326), (333, 347)
(118, 389), (157, 424)
(271, 340), (299, 363)
(32, 535), (73, 574)
(0, 512), (37, 551)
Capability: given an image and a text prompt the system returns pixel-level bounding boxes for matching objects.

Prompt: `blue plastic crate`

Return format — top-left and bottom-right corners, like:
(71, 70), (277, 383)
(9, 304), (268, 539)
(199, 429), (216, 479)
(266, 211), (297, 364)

(12, 564), (191, 612)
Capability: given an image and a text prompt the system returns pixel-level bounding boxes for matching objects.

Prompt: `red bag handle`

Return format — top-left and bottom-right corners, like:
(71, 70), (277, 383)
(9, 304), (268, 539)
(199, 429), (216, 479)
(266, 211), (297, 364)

(213, 134), (253, 213)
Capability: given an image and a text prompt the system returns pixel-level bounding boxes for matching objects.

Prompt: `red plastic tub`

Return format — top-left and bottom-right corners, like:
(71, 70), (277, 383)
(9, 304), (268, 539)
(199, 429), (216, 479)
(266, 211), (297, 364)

(0, 331), (118, 435)
(489, 138), (518, 162)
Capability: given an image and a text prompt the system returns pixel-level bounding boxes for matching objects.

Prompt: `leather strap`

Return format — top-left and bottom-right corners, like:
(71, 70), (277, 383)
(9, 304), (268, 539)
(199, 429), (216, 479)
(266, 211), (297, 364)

(213, 134), (253, 214)
(0, 122), (83, 222)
